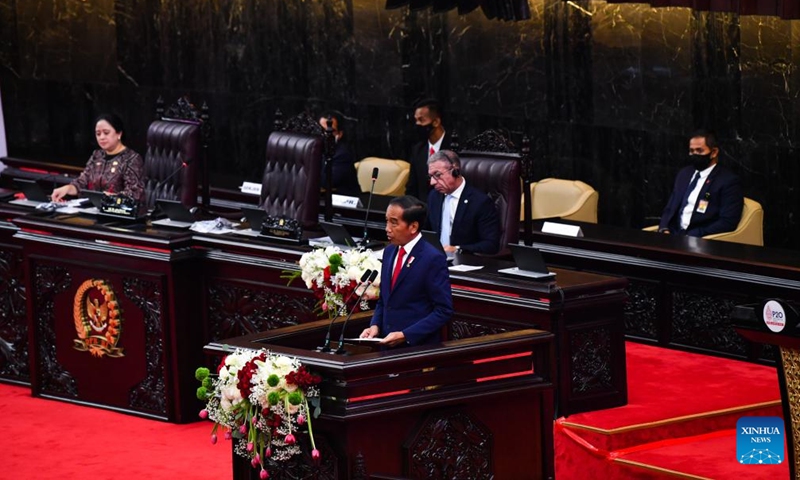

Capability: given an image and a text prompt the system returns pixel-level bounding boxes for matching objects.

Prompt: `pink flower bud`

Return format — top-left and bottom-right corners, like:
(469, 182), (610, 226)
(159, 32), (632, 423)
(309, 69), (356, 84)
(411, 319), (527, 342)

(297, 415), (306, 425)
(254, 454), (260, 463)
(239, 424), (247, 435)
(312, 449), (321, 461)
(210, 434), (218, 445)
(251, 457), (259, 468)
(285, 434), (296, 445)
(199, 409), (209, 419)
(224, 431), (232, 440)
(265, 447), (272, 458)
(247, 442), (254, 452)
(260, 469), (269, 479)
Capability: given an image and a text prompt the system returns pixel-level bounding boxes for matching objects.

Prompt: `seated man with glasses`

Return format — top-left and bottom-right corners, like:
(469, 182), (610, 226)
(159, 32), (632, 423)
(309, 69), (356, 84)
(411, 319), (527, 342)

(425, 150), (500, 255)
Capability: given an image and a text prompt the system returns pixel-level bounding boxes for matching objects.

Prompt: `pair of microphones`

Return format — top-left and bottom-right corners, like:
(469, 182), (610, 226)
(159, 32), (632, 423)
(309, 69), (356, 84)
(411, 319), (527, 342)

(317, 268), (380, 355)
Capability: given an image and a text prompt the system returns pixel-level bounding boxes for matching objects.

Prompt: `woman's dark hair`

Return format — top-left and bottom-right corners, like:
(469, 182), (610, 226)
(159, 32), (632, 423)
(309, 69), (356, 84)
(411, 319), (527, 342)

(94, 113), (125, 137)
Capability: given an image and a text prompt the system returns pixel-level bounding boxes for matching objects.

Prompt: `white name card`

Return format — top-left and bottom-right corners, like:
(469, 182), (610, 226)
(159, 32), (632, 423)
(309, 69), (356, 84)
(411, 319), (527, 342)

(332, 194), (363, 209)
(239, 182), (262, 196)
(542, 221), (584, 237)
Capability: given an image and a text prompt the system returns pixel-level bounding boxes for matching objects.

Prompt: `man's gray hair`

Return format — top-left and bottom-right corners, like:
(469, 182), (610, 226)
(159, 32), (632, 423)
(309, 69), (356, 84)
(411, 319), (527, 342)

(427, 149), (460, 168)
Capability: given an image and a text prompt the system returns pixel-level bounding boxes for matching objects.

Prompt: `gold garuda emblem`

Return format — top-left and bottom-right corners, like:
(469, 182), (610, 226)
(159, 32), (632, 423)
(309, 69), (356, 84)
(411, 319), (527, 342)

(73, 279), (124, 358)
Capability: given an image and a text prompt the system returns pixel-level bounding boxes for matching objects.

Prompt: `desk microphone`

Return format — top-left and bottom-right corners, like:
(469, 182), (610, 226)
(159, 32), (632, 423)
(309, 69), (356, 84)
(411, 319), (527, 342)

(360, 167), (379, 246)
(155, 159), (191, 193)
(336, 269), (379, 355)
(316, 269), (373, 353)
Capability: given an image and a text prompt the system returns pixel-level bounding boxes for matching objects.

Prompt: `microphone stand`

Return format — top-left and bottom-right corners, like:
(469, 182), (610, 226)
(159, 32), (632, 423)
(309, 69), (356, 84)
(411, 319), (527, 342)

(316, 269), (372, 353)
(336, 270), (379, 355)
(360, 167), (379, 247)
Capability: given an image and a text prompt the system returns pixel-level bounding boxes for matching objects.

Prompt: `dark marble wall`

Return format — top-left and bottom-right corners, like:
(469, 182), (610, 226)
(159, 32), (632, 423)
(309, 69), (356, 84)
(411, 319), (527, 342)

(1, 0), (799, 248)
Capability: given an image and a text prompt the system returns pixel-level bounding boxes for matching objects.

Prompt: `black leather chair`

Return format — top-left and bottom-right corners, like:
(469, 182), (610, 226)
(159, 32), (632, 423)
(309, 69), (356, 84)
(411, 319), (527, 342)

(143, 98), (203, 209)
(260, 113), (325, 230)
(456, 130), (522, 251)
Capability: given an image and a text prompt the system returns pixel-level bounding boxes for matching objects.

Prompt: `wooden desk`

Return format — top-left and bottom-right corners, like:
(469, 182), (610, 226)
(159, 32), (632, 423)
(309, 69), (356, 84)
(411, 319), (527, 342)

(206, 323), (556, 480)
(524, 220), (800, 363)
(0, 211), (628, 421)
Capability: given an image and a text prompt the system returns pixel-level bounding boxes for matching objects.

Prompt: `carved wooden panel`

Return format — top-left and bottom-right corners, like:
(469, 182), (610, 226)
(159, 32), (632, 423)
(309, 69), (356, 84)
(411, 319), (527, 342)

(123, 277), (167, 415)
(405, 411), (493, 480)
(244, 435), (337, 480)
(569, 325), (613, 395)
(207, 281), (317, 341)
(0, 249), (28, 383)
(34, 264), (77, 397)
(623, 280), (659, 340)
(671, 289), (748, 356)
(460, 129), (517, 153)
(449, 319), (509, 340)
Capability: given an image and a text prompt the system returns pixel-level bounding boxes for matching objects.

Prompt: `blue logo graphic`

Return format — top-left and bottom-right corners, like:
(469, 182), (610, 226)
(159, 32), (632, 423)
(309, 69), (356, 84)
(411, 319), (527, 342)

(736, 416), (784, 464)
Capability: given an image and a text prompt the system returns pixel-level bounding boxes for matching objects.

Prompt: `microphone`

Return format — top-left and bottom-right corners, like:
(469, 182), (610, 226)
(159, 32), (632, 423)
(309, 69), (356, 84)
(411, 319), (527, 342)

(336, 269), (379, 354)
(316, 269), (373, 353)
(360, 167), (379, 246)
(155, 159), (190, 193)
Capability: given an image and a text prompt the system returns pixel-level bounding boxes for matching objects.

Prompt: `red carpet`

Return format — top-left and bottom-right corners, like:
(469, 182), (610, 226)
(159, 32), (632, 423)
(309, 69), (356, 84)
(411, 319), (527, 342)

(556, 342), (788, 479)
(0, 383), (230, 479)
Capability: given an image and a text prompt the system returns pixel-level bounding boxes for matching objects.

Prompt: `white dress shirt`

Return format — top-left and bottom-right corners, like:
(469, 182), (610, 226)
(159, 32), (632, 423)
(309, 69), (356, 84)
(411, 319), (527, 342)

(680, 164), (716, 230)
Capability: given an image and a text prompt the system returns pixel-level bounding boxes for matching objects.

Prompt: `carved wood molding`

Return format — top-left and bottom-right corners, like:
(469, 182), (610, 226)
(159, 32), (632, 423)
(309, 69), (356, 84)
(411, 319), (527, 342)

(34, 264), (77, 397)
(460, 129), (517, 154)
(405, 410), (493, 479)
(124, 277), (167, 415)
(0, 250), (28, 383)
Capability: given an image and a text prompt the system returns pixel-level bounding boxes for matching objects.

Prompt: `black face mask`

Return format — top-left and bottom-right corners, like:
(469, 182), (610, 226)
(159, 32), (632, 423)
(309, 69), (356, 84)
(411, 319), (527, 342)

(689, 153), (712, 172)
(416, 123), (434, 140)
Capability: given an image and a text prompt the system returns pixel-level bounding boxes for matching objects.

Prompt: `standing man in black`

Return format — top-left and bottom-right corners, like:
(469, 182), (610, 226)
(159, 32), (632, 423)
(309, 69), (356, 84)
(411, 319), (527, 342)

(406, 98), (451, 201)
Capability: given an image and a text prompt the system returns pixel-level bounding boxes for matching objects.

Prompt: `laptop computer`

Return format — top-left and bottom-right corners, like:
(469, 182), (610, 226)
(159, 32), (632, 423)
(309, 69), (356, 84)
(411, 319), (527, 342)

(151, 199), (196, 228)
(10, 178), (50, 207)
(497, 244), (556, 280)
(241, 206), (267, 231)
(421, 230), (446, 254)
(318, 221), (383, 249)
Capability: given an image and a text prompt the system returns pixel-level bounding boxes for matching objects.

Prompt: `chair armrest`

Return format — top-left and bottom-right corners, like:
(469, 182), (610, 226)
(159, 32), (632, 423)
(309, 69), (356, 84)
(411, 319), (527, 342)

(642, 225), (659, 232)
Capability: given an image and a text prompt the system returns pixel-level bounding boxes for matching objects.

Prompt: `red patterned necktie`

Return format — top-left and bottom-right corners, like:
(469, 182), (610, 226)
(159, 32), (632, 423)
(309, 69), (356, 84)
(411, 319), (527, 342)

(391, 246), (406, 290)
(429, 146), (435, 157)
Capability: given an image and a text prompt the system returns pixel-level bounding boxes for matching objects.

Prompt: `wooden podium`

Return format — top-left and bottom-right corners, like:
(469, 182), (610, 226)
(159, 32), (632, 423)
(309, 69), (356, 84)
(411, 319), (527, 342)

(733, 300), (800, 479)
(206, 316), (556, 480)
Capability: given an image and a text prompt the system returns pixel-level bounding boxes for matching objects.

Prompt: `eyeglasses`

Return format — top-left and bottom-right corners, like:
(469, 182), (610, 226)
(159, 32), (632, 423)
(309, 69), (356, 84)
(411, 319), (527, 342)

(427, 169), (452, 181)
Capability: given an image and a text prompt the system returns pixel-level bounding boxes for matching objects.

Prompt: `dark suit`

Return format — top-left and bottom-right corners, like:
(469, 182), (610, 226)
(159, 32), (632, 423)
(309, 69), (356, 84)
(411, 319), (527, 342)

(370, 239), (453, 346)
(658, 164), (743, 237)
(427, 183), (501, 254)
(321, 141), (360, 196)
(406, 133), (452, 201)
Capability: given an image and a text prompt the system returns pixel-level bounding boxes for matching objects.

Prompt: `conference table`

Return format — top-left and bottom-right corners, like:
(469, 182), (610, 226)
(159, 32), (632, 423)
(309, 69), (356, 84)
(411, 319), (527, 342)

(0, 206), (628, 424)
(524, 219), (800, 364)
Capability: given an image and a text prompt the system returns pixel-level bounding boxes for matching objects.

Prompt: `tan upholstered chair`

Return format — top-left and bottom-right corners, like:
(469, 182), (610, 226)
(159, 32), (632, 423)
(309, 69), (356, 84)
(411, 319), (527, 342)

(355, 158), (410, 196)
(703, 197), (764, 246)
(521, 178), (599, 223)
(644, 197), (763, 246)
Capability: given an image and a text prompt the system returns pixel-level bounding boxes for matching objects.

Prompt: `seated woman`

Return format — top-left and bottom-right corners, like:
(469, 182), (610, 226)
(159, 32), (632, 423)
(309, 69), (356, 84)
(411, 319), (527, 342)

(51, 114), (145, 203)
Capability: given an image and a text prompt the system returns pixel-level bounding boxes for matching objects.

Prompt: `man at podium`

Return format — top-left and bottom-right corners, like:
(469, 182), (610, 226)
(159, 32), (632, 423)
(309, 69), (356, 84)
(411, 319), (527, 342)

(360, 195), (453, 347)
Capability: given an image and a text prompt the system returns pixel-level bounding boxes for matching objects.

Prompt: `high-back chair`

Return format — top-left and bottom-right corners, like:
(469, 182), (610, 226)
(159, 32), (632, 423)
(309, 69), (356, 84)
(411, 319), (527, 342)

(355, 158), (410, 196)
(456, 130), (522, 251)
(260, 112), (325, 230)
(703, 197), (764, 246)
(143, 97), (204, 210)
(522, 178), (599, 223)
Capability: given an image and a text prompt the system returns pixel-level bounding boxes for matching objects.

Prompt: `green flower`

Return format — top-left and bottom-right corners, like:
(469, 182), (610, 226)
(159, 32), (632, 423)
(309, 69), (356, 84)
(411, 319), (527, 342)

(288, 391), (303, 406)
(329, 253), (342, 274)
(268, 391), (281, 405)
(196, 386), (208, 400)
(267, 374), (280, 387)
(195, 367), (210, 381)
